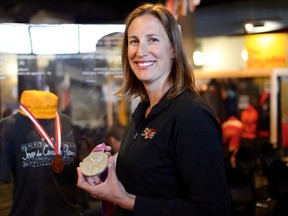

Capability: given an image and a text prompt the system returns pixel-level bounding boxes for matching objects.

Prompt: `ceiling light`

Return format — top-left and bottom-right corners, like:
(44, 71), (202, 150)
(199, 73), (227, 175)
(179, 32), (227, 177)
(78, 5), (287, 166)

(244, 23), (254, 32)
(244, 20), (283, 34)
(0, 24), (31, 53)
(241, 49), (248, 62)
(193, 50), (205, 66)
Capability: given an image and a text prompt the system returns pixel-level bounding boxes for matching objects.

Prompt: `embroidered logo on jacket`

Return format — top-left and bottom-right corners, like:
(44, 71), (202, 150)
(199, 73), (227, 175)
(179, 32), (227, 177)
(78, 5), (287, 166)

(141, 128), (157, 140)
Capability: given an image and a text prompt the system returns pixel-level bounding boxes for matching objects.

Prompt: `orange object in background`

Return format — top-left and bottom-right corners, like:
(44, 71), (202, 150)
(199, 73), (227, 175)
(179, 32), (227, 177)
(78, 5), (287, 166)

(241, 104), (259, 139)
(222, 116), (243, 151)
(245, 33), (287, 69)
(283, 122), (288, 149)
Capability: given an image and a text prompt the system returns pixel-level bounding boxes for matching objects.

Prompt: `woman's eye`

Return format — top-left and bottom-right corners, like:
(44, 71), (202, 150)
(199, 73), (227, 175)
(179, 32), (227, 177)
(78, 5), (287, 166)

(150, 38), (159, 42)
(129, 39), (138, 45)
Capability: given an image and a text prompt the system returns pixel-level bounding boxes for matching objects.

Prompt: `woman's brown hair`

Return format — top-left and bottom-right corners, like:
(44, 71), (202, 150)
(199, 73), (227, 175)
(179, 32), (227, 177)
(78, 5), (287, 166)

(116, 3), (197, 102)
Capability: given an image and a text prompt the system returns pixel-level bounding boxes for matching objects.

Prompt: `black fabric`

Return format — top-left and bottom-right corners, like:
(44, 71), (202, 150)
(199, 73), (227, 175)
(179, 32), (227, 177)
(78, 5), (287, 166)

(0, 112), (80, 216)
(115, 89), (231, 216)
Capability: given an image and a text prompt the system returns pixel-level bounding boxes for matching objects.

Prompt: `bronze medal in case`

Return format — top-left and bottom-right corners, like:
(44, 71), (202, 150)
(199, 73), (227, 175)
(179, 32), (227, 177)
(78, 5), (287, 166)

(52, 154), (64, 173)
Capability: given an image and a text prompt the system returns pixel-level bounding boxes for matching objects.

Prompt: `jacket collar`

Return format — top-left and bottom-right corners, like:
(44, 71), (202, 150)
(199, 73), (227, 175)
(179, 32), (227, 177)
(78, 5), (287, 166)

(132, 89), (177, 124)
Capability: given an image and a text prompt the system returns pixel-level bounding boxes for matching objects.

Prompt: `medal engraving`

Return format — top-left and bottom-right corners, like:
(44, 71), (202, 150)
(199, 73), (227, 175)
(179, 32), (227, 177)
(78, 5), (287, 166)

(80, 151), (108, 176)
(52, 154), (64, 173)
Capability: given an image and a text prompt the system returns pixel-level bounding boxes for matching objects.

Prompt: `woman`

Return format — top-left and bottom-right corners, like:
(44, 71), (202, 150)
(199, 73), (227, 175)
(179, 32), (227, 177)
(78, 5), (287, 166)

(77, 3), (231, 216)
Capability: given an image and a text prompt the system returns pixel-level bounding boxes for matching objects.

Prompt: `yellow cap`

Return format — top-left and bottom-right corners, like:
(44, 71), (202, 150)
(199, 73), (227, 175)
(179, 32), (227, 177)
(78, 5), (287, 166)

(19, 90), (58, 119)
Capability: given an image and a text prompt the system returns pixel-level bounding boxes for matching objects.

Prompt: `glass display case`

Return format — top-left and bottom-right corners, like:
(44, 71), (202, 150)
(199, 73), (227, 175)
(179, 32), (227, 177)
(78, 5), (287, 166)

(0, 23), (129, 131)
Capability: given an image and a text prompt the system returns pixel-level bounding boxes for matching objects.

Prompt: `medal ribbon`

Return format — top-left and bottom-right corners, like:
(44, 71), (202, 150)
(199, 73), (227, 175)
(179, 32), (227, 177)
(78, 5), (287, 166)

(19, 104), (62, 155)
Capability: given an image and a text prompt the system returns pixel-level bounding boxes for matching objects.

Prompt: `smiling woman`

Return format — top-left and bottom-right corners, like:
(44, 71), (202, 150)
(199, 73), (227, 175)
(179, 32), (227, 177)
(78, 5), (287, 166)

(126, 14), (175, 104)
(76, 3), (231, 216)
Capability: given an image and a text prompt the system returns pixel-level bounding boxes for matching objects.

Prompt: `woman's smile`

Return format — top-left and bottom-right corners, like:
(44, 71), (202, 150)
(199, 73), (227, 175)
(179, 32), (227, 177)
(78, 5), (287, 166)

(127, 14), (174, 85)
(136, 61), (155, 69)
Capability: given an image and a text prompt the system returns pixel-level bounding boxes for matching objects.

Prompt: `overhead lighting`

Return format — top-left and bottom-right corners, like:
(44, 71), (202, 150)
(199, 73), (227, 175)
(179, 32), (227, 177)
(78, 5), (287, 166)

(0, 24), (31, 53)
(244, 20), (283, 34)
(244, 23), (255, 32)
(241, 49), (248, 62)
(244, 21), (264, 33)
(79, 25), (125, 53)
(193, 50), (205, 66)
(29, 24), (79, 54)
(0, 23), (126, 54)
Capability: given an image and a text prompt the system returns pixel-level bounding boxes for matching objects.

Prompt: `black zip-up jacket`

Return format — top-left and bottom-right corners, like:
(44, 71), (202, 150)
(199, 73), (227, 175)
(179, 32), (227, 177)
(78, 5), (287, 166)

(116, 89), (231, 216)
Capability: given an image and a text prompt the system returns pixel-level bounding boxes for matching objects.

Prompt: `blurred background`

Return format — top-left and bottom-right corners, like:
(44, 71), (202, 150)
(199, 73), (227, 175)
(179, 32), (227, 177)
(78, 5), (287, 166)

(0, 1), (288, 215)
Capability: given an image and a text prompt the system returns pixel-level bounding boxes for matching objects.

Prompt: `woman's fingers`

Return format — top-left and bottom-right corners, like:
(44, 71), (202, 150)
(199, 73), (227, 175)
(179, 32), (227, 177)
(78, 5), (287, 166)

(92, 143), (112, 152)
(76, 167), (100, 188)
(107, 156), (116, 179)
(76, 167), (87, 186)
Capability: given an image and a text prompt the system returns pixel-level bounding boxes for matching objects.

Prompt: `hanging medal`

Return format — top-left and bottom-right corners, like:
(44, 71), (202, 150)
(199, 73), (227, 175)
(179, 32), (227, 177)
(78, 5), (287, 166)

(19, 104), (64, 173)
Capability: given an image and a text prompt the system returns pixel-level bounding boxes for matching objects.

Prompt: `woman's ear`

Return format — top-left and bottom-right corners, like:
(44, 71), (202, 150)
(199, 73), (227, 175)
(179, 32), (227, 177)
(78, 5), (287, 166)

(171, 50), (175, 60)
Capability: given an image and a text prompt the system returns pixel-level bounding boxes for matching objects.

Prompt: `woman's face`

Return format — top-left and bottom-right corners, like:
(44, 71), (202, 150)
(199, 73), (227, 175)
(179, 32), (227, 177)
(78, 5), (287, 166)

(127, 14), (174, 88)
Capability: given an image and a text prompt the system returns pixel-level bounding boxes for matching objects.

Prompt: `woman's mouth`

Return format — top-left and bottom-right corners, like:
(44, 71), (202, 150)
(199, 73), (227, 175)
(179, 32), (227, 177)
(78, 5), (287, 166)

(137, 61), (155, 67)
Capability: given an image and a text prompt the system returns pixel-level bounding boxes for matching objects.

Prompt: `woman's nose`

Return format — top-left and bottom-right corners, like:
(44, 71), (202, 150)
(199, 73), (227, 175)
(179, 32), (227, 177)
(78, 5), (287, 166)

(136, 42), (148, 57)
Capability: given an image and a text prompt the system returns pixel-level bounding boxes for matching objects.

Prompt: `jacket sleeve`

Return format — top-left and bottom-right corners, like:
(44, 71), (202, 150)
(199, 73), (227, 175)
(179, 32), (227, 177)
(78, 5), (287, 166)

(133, 103), (231, 216)
(0, 117), (15, 183)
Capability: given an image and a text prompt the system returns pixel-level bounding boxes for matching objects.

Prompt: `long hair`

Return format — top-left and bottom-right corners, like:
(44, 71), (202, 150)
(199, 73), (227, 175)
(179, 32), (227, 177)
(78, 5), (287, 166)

(116, 3), (197, 102)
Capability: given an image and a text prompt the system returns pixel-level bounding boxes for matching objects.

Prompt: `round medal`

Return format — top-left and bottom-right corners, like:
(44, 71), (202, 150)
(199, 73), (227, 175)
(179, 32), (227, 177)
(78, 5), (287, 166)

(52, 154), (65, 173)
(80, 151), (108, 176)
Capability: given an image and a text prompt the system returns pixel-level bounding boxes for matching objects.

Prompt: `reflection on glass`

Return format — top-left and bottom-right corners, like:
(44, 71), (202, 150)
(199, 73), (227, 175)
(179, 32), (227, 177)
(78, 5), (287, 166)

(0, 23), (129, 128)
(79, 25), (125, 53)
(29, 25), (79, 54)
(0, 24), (31, 54)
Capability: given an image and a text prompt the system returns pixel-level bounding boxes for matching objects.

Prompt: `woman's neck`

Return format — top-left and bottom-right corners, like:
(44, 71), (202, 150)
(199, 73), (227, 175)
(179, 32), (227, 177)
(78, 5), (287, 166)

(146, 83), (171, 108)
(19, 90), (58, 119)
(144, 83), (171, 118)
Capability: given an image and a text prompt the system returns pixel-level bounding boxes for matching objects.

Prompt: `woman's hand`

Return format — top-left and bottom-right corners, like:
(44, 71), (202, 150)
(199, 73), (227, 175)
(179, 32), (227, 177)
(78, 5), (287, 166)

(77, 156), (136, 211)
